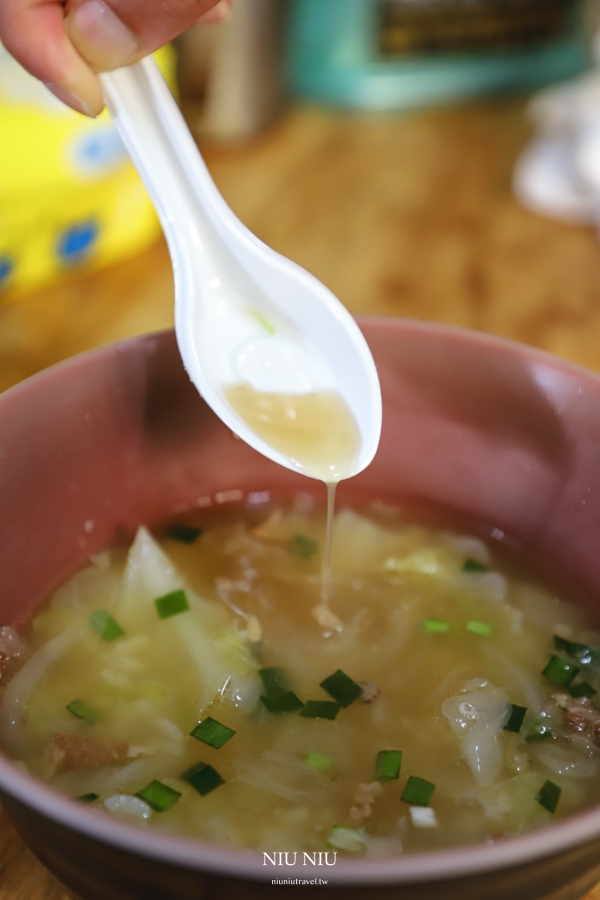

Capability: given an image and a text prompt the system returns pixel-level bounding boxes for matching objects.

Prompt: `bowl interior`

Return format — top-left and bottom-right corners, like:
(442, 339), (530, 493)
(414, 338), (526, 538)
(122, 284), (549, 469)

(3, 318), (600, 887)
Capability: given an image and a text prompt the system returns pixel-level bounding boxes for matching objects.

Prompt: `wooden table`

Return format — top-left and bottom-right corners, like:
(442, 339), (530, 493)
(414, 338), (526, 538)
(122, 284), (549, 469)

(2, 98), (600, 899)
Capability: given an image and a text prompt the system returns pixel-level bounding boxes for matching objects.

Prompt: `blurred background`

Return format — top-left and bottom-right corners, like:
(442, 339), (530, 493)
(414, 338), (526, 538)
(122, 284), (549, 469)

(2, 0), (600, 397)
(4, 3), (600, 897)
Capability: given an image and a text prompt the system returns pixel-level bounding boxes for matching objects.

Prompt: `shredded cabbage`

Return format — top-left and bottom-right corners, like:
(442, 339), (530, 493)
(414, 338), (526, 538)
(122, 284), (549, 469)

(442, 681), (510, 786)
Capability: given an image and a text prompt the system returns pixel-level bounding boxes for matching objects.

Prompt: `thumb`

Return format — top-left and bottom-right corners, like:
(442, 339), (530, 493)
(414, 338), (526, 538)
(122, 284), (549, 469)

(64, 0), (231, 72)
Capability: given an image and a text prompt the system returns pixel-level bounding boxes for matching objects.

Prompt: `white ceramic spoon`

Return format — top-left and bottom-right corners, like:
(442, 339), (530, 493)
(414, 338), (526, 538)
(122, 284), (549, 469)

(100, 58), (382, 479)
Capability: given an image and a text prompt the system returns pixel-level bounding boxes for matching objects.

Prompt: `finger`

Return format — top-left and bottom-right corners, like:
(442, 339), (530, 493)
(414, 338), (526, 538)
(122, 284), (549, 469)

(0, 0), (104, 115)
(64, 0), (230, 72)
(197, 0), (231, 24)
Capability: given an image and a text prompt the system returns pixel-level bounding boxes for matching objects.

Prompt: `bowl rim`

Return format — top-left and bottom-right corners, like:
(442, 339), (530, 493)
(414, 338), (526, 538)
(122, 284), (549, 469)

(3, 318), (600, 886)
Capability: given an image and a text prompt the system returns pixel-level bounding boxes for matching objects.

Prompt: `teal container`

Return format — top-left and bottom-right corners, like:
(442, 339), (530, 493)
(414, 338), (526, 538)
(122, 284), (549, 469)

(287, 0), (589, 110)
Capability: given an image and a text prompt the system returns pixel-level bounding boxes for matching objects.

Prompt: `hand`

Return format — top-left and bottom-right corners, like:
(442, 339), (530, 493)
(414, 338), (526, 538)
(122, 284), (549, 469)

(0, 0), (231, 116)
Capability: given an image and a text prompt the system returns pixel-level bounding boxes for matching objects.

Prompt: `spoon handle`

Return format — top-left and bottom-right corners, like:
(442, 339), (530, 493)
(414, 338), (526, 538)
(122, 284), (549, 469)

(100, 59), (239, 256)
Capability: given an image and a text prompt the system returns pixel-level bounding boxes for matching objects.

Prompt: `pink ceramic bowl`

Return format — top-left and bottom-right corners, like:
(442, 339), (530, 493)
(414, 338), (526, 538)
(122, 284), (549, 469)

(2, 319), (600, 900)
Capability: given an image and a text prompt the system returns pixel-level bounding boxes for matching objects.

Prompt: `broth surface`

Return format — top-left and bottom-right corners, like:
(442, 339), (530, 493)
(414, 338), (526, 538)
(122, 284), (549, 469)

(2, 498), (600, 857)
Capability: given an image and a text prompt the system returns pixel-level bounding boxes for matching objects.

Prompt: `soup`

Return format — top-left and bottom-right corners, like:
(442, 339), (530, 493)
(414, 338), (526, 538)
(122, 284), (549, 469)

(1, 497), (599, 856)
(224, 385), (361, 483)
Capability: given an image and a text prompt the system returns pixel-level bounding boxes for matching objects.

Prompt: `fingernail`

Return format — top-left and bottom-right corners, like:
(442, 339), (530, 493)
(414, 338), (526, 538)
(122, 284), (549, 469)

(66, 0), (140, 70)
(44, 82), (96, 117)
(199, 0), (232, 24)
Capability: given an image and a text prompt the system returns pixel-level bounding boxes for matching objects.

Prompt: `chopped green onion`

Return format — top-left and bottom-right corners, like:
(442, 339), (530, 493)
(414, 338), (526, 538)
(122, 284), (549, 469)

(503, 704), (527, 733)
(258, 667), (303, 712)
(462, 558), (489, 573)
(299, 700), (340, 720)
(524, 721), (553, 743)
(466, 620), (493, 637)
(554, 636), (600, 669)
(259, 667), (290, 695)
(88, 610), (125, 642)
(154, 589), (190, 619)
(135, 780), (181, 813)
(327, 826), (367, 852)
(164, 524), (202, 544)
(420, 619), (450, 633)
(67, 700), (98, 724)
(320, 669), (363, 707)
(375, 749), (402, 781)
(535, 779), (561, 814)
(289, 535), (319, 559)
(189, 716), (236, 749)
(260, 691), (303, 713)
(182, 762), (225, 796)
(401, 776), (435, 806)
(305, 753), (332, 773)
(252, 309), (277, 336)
(77, 793), (99, 804)
(542, 655), (580, 687)
(569, 681), (598, 698)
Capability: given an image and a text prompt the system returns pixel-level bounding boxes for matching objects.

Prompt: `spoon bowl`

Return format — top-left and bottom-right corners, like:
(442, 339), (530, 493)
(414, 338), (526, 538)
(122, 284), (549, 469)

(100, 59), (382, 479)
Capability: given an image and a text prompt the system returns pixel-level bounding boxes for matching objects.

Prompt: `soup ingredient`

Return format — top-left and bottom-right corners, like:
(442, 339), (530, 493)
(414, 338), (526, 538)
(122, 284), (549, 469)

(555, 693), (600, 741)
(421, 619), (450, 633)
(2, 503), (600, 856)
(67, 700), (98, 724)
(289, 535), (319, 559)
(154, 589), (190, 620)
(525, 721), (554, 744)
(401, 777), (435, 807)
(306, 753), (332, 773)
(299, 701), (340, 720)
(409, 807), (438, 829)
(48, 733), (133, 772)
(136, 780), (181, 813)
(465, 620), (493, 637)
(190, 717), (236, 749)
(554, 637), (600, 668)
(504, 704), (528, 733)
(375, 750), (402, 782)
(536, 780), (561, 813)
(164, 525), (202, 544)
(259, 667), (304, 714)
(104, 795), (152, 820)
(463, 559), (489, 573)
(542, 656), (580, 687)
(88, 611), (125, 643)
(0, 627), (29, 682)
(569, 682), (597, 699)
(442, 681), (510, 786)
(327, 826), (367, 852)
(183, 762), (225, 796)
(320, 670), (363, 708)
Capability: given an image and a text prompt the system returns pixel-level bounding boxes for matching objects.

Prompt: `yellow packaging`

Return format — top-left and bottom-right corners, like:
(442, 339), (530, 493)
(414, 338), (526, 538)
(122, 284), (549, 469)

(0, 44), (176, 296)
